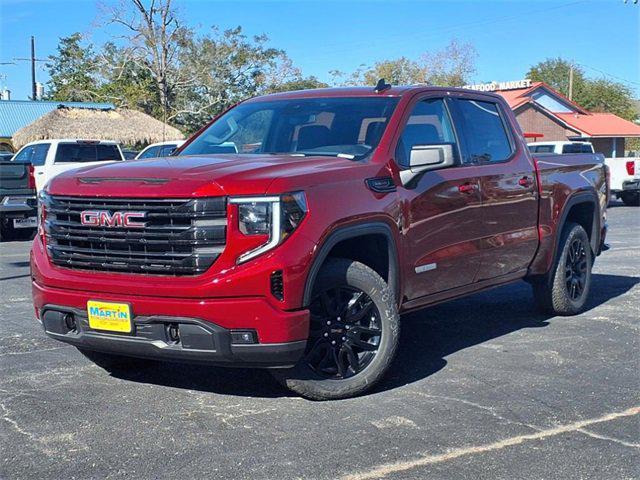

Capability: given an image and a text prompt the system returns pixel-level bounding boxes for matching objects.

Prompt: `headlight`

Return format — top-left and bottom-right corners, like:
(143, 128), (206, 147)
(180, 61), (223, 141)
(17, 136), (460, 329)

(230, 192), (307, 263)
(238, 202), (272, 235)
(37, 190), (50, 241)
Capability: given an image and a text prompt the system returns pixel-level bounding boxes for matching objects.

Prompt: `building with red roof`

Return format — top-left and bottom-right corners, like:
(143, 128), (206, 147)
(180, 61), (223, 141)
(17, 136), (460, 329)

(471, 80), (640, 158)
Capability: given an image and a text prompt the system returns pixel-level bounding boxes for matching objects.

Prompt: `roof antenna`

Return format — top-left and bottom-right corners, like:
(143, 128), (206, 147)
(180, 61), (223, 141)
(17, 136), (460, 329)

(374, 78), (391, 93)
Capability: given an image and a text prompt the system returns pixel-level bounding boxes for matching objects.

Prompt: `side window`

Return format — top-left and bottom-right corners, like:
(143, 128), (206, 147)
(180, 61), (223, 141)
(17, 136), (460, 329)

(138, 146), (161, 159)
(31, 144), (50, 166)
(158, 145), (177, 157)
(12, 145), (35, 163)
(395, 98), (458, 167)
(453, 99), (513, 163)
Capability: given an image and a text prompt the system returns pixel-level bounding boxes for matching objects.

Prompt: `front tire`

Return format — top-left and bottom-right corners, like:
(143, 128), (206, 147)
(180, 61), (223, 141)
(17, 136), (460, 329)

(272, 258), (400, 400)
(532, 222), (592, 315)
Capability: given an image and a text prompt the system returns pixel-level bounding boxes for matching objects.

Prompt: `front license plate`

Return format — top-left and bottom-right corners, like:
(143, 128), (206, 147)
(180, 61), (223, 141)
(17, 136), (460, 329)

(13, 217), (37, 228)
(87, 301), (132, 333)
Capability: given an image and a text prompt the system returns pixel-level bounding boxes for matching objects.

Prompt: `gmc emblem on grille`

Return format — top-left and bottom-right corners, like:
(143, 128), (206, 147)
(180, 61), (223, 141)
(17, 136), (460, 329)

(80, 210), (147, 228)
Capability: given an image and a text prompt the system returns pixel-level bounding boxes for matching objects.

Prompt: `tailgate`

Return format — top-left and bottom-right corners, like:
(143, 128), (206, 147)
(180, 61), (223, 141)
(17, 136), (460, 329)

(0, 162), (30, 190)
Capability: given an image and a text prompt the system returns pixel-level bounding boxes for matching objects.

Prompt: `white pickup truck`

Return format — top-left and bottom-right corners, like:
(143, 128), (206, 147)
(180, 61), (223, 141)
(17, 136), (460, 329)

(11, 139), (125, 192)
(528, 141), (640, 206)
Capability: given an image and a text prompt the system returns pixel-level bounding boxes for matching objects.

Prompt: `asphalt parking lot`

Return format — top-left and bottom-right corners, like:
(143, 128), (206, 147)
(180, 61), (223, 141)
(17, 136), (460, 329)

(1, 202), (638, 480)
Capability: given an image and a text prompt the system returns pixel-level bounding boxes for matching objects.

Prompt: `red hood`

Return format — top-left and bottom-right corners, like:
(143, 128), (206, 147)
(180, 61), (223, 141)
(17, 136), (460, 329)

(46, 154), (375, 198)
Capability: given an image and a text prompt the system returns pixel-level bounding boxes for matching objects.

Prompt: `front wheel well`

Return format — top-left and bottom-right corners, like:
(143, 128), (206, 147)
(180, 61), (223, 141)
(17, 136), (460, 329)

(303, 224), (399, 307)
(325, 234), (390, 284)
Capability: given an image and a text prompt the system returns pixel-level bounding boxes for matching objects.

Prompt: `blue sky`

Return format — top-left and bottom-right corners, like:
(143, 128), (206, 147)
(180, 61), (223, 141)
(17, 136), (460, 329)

(1, 0), (638, 100)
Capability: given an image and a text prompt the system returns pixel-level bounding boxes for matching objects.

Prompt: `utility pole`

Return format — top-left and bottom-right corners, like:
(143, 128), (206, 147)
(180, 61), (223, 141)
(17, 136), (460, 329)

(30, 36), (36, 101)
(568, 64), (574, 101)
(13, 36), (47, 100)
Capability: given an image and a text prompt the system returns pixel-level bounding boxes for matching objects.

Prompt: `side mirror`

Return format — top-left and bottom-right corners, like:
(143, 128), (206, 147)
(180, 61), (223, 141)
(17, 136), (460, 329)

(399, 143), (455, 186)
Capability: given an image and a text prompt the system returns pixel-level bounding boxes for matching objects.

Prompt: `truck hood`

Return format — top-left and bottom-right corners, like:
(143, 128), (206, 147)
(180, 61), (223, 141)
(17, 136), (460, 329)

(47, 154), (374, 198)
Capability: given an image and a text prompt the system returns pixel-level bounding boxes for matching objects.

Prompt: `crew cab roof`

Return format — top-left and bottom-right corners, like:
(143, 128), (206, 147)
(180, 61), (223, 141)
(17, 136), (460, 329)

(245, 85), (506, 102)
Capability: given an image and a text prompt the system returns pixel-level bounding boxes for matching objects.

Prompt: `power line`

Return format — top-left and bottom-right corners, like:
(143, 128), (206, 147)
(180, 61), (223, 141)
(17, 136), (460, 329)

(576, 62), (640, 87)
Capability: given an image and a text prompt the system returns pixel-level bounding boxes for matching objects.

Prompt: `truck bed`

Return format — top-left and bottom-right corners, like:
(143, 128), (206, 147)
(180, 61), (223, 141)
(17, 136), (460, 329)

(529, 152), (608, 276)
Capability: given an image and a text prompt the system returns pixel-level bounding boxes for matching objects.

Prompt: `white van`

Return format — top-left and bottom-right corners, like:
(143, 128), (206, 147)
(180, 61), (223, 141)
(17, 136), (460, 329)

(11, 139), (124, 191)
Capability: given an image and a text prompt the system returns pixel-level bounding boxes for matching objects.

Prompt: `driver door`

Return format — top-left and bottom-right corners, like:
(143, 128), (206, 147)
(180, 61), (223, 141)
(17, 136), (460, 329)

(398, 96), (484, 300)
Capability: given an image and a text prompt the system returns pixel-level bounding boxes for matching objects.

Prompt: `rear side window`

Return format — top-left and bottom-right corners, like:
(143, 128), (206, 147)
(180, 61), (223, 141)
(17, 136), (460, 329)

(453, 99), (513, 163)
(55, 144), (121, 163)
(31, 144), (50, 166)
(395, 98), (458, 167)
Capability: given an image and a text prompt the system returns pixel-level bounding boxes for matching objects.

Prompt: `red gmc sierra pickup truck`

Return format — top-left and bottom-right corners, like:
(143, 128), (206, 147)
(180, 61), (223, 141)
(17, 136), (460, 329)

(31, 83), (608, 400)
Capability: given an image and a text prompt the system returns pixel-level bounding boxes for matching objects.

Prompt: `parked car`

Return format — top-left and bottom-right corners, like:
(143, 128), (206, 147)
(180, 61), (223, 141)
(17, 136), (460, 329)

(134, 140), (185, 159)
(32, 85), (608, 400)
(12, 139), (124, 191)
(121, 149), (139, 160)
(0, 158), (36, 240)
(528, 141), (639, 206)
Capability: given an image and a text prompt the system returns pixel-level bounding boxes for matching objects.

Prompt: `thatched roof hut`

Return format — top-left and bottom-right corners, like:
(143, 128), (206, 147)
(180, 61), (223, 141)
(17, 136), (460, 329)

(12, 106), (184, 148)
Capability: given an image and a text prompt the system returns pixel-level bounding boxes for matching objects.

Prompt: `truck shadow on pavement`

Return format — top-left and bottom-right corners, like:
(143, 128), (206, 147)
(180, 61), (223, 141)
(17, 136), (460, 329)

(107, 273), (639, 399)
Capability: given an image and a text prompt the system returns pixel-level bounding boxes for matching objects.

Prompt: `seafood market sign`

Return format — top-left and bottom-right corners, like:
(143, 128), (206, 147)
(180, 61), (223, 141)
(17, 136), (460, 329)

(463, 79), (532, 92)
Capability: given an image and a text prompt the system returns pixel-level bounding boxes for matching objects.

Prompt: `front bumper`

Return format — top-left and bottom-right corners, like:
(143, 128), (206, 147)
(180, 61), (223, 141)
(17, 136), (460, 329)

(33, 281), (309, 368)
(40, 305), (306, 367)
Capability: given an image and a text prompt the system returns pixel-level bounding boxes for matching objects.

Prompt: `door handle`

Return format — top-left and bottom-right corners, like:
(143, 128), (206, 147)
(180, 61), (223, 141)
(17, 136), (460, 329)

(518, 176), (533, 187)
(36, 172), (44, 175)
(458, 182), (477, 194)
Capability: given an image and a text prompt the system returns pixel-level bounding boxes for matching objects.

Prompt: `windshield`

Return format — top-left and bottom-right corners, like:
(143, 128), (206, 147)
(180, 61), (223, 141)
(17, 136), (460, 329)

(179, 97), (399, 159)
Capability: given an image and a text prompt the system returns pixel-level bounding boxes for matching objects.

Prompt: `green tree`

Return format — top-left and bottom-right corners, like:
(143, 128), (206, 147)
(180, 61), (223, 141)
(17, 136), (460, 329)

(95, 42), (158, 114)
(330, 40), (477, 87)
(46, 33), (99, 102)
(527, 58), (637, 121)
(579, 79), (637, 121)
(527, 58), (588, 100)
(266, 76), (329, 94)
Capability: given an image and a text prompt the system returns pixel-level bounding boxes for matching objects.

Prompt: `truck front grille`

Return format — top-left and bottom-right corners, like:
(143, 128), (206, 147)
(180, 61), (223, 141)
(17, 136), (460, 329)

(44, 196), (227, 275)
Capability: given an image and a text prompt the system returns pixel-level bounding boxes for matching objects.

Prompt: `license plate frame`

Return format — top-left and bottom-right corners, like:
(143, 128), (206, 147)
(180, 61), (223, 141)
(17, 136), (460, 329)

(13, 217), (37, 229)
(87, 301), (132, 333)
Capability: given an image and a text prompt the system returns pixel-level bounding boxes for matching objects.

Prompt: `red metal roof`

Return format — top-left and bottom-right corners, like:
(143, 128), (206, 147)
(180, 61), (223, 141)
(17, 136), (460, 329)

(494, 81), (588, 114)
(494, 81), (640, 138)
(555, 112), (640, 137)
(494, 82), (543, 109)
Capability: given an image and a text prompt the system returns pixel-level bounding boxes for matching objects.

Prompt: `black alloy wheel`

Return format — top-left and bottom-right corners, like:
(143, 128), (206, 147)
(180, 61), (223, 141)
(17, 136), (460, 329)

(306, 286), (382, 379)
(271, 258), (400, 400)
(565, 238), (588, 301)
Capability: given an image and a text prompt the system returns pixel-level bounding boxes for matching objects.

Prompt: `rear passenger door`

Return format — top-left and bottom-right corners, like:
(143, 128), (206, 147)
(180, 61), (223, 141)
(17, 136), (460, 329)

(450, 97), (539, 281)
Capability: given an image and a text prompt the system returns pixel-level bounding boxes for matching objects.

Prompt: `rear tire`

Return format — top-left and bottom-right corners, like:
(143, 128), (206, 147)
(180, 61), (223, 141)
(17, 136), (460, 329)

(77, 348), (158, 371)
(532, 222), (592, 315)
(271, 258), (399, 400)
(621, 192), (640, 206)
